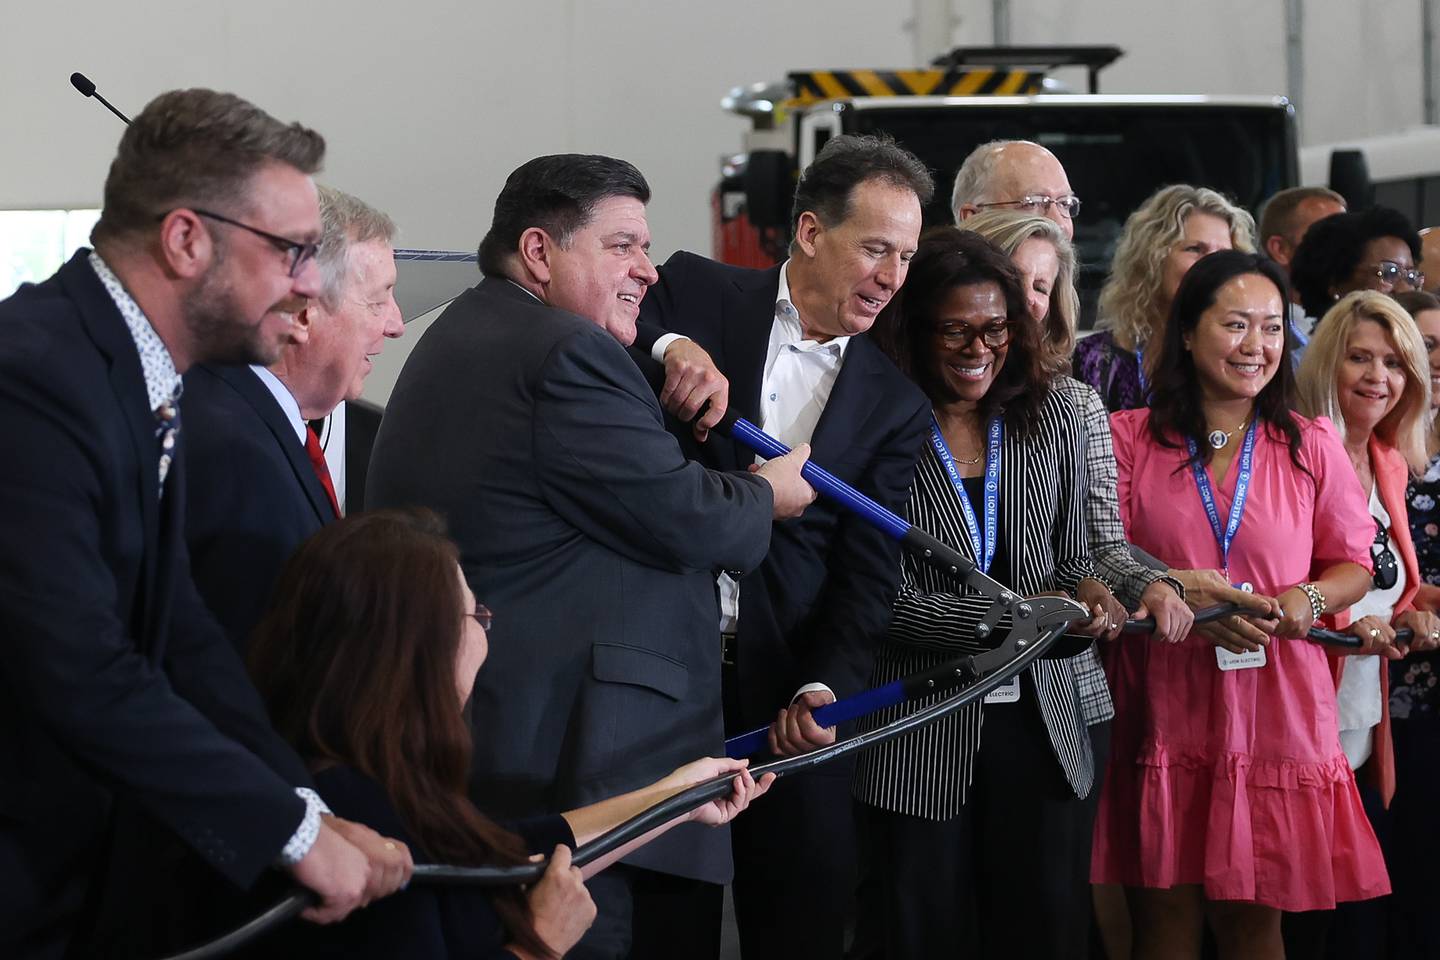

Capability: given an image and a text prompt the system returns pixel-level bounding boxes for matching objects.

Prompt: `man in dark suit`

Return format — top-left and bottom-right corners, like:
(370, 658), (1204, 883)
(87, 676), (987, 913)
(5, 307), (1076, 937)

(185, 184), (404, 649)
(365, 154), (814, 959)
(636, 134), (933, 959)
(0, 89), (407, 959)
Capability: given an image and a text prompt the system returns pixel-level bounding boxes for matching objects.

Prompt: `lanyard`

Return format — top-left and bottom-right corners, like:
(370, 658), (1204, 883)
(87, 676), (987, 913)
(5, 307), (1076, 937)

(1185, 419), (1258, 581)
(929, 415), (1003, 574)
(1289, 316), (1309, 349)
(1134, 341), (1151, 405)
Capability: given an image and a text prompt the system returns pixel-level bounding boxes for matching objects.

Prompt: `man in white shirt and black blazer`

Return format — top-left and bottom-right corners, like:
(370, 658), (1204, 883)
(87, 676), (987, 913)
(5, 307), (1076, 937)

(635, 134), (933, 960)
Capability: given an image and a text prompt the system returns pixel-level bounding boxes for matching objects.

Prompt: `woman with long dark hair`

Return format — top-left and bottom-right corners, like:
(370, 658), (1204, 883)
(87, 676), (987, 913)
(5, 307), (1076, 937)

(1092, 250), (1387, 959)
(857, 227), (1122, 958)
(250, 509), (770, 959)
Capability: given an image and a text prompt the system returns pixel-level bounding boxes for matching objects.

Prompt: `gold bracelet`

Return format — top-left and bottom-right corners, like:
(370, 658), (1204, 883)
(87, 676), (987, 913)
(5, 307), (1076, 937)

(1297, 582), (1326, 622)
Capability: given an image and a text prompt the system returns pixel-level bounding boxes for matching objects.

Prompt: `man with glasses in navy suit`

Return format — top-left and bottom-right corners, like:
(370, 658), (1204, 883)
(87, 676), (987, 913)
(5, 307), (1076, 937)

(0, 88), (408, 959)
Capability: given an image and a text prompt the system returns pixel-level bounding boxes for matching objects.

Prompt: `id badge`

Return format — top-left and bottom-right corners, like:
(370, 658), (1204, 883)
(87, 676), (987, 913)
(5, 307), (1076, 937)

(983, 676), (1021, 704)
(1214, 579), (1264, 670)
(1215, 645), (1267, 671)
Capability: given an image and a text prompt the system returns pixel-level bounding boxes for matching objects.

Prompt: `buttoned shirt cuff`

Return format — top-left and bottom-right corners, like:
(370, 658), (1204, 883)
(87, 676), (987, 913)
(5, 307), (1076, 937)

(277, 787), (330, 867)
(791, 682), (835, 705)
(651, 332), (690, 363)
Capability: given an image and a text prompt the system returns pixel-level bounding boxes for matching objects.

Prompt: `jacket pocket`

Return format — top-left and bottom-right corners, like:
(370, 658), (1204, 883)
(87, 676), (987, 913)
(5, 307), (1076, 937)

(591, 642), (689, 701)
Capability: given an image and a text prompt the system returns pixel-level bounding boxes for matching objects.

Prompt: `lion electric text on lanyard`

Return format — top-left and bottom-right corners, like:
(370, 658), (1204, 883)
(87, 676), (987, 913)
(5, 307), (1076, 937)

(1185, 419), (1258, 589)
(929, 414), (1003, 576)
(1186, 420), (1264, 669)
(928, 414), (1019, 703)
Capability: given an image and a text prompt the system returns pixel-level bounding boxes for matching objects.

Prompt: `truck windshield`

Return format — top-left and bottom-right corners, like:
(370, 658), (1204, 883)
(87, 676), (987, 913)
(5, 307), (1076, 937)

(851, 104), (1295, 329)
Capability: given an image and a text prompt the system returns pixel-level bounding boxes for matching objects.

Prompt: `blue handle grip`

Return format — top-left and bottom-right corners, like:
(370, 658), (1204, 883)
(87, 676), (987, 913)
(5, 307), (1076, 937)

(724, 680), (905, 759)
(730, 417), (912, 540)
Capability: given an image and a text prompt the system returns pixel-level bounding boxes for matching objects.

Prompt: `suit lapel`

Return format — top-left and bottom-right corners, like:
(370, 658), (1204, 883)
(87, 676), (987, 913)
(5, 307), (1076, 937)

(61, 253), (165, 650)
(810, 336), (885, 465)
(209, 364), (338, 524)
(722, 267), (781, 468)
(1003, 417), (1029, 594)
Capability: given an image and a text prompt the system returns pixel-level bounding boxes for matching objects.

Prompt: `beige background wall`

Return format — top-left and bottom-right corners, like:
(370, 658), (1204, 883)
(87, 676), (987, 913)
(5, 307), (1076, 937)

(3, 0), (1433, 408)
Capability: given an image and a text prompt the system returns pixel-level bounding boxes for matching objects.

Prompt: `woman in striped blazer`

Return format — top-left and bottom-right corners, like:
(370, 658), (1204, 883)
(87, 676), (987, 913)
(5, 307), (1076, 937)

(855, 227), (1124, 959)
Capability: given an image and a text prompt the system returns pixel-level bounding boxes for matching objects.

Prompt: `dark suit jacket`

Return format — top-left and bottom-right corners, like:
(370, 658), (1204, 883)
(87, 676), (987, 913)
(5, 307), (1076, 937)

(637, 252), (930, 727)
(365, 277), (774, 883)
(0, 252), (311, 959)
(183, 363), (338, 650)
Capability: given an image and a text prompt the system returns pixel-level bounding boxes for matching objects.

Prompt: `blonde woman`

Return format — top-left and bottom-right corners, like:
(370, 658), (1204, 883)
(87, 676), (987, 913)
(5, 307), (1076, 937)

(1075, 185), (1256, 412)
(1288, 291), (1440, 957)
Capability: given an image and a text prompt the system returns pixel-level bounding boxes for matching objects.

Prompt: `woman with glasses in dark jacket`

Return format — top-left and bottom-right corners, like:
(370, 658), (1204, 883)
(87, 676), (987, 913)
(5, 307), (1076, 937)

(855, 227), (1122, 958)
(1290, 207), (1425, 326)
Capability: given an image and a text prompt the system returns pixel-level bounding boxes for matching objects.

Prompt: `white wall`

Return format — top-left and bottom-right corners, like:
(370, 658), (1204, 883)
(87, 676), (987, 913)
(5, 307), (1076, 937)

(3, 0), (1433, 406)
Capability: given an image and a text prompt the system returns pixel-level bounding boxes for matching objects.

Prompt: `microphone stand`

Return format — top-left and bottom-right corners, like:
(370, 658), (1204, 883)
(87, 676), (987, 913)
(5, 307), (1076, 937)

(69, 72), (131, 124)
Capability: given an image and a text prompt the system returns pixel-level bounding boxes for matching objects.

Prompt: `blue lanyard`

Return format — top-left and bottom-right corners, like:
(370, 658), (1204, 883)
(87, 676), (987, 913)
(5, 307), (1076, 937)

(1289, 316), (1309, 349)
(929, 415), (1003, 574)
(1134, 342), (1152, 405)
(1185, 419), (1258, 580)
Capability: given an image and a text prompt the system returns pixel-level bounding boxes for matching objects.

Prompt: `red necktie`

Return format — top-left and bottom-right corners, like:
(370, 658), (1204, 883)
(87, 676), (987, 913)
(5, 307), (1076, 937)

(304, 426), (341, 516)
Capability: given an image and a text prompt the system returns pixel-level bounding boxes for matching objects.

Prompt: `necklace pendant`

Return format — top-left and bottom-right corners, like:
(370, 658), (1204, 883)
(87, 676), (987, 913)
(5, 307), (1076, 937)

(1208, 429), (1229, 450)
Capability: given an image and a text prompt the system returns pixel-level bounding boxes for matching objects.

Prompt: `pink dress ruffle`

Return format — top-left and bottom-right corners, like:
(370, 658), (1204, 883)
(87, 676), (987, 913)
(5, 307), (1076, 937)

(1091, 411), (1390, 910)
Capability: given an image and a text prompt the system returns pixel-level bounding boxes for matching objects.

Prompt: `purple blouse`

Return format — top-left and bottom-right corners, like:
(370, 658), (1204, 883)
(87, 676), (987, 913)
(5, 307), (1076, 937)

(1073, 330), (1147, 413)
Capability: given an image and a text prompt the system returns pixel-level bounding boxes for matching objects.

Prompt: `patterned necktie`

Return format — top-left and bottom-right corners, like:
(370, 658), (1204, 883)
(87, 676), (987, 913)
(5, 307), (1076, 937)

(305, 426), (341, 516)
(155, 399), (180, 495)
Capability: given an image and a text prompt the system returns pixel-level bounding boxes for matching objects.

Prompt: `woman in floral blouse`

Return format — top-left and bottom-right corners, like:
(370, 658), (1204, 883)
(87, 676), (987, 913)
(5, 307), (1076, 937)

(1393, 289), (1440, 958)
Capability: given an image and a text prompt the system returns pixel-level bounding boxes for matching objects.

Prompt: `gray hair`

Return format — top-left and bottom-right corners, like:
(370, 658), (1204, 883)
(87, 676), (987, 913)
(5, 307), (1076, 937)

(315, 184), (397, 307)
(950, 139), (1037, 221)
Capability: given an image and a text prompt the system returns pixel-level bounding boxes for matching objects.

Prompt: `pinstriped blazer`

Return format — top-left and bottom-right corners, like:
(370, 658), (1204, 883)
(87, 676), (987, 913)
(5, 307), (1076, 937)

(852, 386), (1110, 819)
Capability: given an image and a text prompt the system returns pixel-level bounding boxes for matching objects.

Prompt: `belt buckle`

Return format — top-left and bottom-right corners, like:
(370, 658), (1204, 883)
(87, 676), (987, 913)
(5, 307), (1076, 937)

(720, 631), (737, 667)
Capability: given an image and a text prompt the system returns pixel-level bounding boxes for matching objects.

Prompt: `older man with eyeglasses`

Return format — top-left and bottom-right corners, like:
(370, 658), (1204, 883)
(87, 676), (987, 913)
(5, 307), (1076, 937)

(951, 139), (1081, 240)
(182, 184), (405, 652)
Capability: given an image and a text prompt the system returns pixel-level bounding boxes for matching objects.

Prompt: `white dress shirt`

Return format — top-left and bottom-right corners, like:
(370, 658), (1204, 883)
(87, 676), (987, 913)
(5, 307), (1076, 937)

(718, 262), (849, 635)
(1338, 485), (1406, 770)
(250, 365), (307, 443)
(653, 262), (850, 706)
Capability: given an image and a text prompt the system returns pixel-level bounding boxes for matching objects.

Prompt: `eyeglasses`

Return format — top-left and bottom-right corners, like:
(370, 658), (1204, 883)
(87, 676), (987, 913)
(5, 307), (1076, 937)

(190, 209), (322, 277)
(467, 604), (493, 631)
(1371, 521), (1398, 591)
(975, 195), (1082, 220)
(1369, 260), (1426, 290)
(936, 321), (1012, 350)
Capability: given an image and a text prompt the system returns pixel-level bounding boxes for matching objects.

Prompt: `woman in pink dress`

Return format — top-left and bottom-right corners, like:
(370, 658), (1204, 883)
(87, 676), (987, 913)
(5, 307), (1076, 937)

(1091, 250), (1388, 959)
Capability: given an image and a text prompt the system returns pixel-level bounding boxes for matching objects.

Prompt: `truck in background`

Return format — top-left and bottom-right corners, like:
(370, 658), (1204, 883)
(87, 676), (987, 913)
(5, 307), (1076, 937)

(715, 47), (1299, 328)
